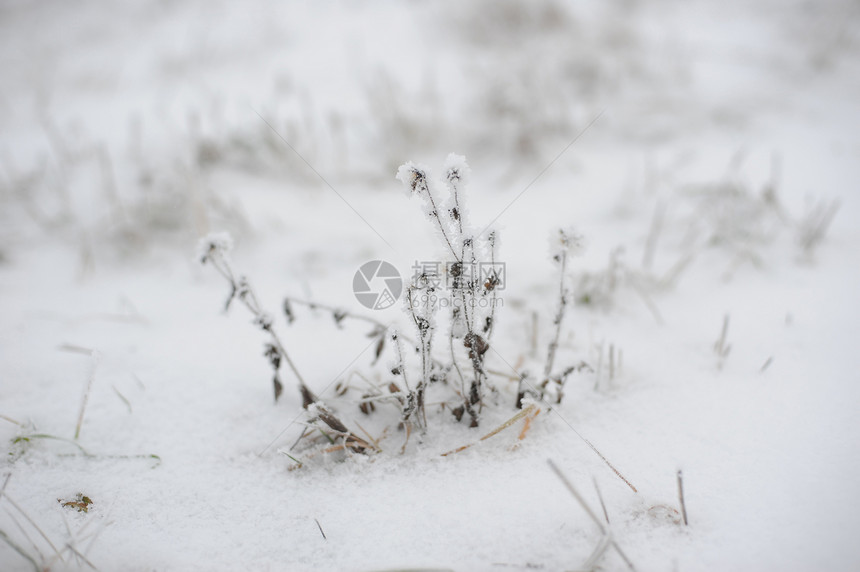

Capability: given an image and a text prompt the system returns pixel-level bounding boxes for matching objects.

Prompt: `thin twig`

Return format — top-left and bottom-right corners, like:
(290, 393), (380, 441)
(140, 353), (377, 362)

(314, 518), (327, 540)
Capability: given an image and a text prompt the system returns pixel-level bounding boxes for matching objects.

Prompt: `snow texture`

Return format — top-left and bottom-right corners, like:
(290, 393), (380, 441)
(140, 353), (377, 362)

(1, 0), (860, 570)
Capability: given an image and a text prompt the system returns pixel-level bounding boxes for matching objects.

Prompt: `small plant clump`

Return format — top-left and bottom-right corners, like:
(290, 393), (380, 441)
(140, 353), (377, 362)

(198, 154), (595, 462)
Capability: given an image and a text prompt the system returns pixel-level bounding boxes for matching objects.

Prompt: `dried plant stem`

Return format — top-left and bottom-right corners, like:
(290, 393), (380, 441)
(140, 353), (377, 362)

(714, 314), (731, 369)
(517, 407), (540, 441)
(449, 329), (467, 395)
(484, 231), (499, 343)
(579, 431), (637, 493)
(677, 470), (688, 525)
(75, 351), (101, 440)
(314, 518), (327, 540)
(547, 460), (637, 571)
(392, 332), (411, 394)
(593, 478), (610, 524)
(411, 168), (461, 262)
(0, 414), (22, 426)
(406, 287), (431, 428)
(282, 296), (387, 329)
(65, 543), (99, 571)
(441, 404), (538, 456)
(283, 295), (449, 371)
(202, 244), (372, 456)
(1, 494), (64, 564)
(4, 509), (45, 563)
(544, 248), (568, 379)
(609, 344), (615, 382)
(429, 192), (460, 261)
(0, 528), (39, 572)
(207, 252), (314, 402)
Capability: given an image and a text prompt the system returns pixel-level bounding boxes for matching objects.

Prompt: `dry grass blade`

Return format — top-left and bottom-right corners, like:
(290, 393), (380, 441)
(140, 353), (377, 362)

(677, 470), (688, 525)
(0, 414), (23, 426)
(517, 407), (541, 441)
(3, 508), (45, 562)
(75, 351), (101, 440)
(1, 494), (65, 565)
(65, 542), (100, 571)
(352, 420), (382, 451)
(547, 460), (637, 572)
(0, 528), (39, 572)
(441, 404), (538, 456)
(593, 478), (610, 525)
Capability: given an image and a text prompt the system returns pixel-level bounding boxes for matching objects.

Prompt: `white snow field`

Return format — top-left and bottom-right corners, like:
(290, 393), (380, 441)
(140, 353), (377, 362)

(1, 0), (859, 570)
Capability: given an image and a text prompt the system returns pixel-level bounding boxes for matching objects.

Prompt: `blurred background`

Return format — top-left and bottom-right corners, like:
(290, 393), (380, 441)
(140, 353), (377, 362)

(1, 0), (857, 269)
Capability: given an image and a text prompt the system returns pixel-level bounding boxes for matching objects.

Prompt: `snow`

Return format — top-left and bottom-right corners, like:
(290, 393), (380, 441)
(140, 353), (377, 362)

(2, 0), (860, 570)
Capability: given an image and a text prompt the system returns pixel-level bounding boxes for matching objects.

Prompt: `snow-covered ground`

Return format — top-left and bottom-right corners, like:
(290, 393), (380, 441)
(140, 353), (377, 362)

(1, 0), (859, 570)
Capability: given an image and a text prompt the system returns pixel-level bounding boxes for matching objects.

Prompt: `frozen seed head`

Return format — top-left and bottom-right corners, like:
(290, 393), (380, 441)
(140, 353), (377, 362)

(551, 226), (586, 261)
(444, 153), (470, 187)
(253, 312), (274, 331)
(197, 231), (234, 263)
(396, 162), (430, 196)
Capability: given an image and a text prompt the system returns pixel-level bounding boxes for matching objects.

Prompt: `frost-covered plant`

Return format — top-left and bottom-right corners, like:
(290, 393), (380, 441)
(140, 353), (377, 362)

(396, 154), (501, 427)
(404, 275), (438, 429)
(537, 228), (591, 403)
(515, 228), (591, 407)
(197, 156), (600, 463)
(394, 157), (595, 425)
(544, 226), (585, 377)
(197, 232), (371, 453)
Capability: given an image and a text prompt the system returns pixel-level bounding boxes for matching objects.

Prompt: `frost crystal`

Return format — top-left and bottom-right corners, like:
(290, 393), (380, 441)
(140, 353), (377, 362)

(551, 226), (586, 261)
(444, 153), (470, 187)
(197, 232), (234, 263)
(396, 162), (431, 196)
